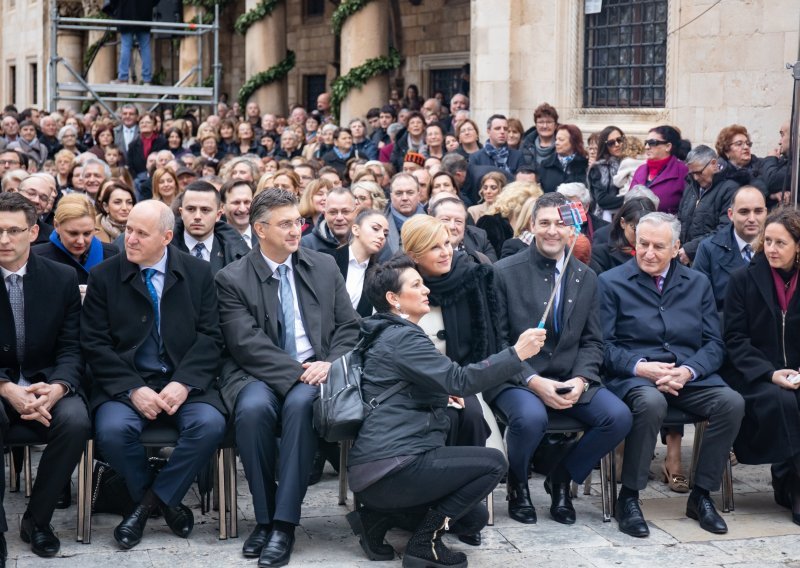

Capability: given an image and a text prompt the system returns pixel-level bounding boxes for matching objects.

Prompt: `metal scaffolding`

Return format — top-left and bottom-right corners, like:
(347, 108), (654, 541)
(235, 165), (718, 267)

(47, 2), (221, 115)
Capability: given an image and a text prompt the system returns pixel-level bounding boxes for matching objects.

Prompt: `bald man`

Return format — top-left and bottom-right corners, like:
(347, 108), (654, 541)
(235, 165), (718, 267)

(81, 200), (226, 550)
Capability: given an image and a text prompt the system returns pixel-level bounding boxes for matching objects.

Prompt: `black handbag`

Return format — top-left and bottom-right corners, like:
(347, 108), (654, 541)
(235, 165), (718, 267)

(313, 339), (407, 442)
(91, 457), (168, 516)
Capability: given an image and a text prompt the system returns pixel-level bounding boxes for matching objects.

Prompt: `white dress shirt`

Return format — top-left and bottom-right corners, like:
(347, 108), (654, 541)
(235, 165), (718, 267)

(184, 233), (215, 262)
(345, 246), (369, 309)
(260, 252), (315, 362)
(241, 226), (254, 249)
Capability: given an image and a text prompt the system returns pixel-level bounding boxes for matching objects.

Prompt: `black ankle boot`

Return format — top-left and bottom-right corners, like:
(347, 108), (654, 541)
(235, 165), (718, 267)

(544, 466), (576, 525)
(402, 510), (466, 568)
(506, 471), (536, 524)
(346, 508), (395, 561)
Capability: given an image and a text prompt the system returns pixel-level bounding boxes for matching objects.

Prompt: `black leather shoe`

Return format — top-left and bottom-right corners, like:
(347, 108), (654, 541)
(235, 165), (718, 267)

(243, 523), (272, 558)
(686, 493), (727, 534)
(161, 503), (194, 538)
(258, 529), (295, 568)
(507, 473), (537, 524)
(544, 476), (576, 525)
(0, 533), (6, 567)
(55, 483), (71, 509)
(615, 495), (650, 538)
(114, 503), (154, 549)
(20, 515), (60, 558)
(308, 451), (325, 486)
(457, 532), (481, 546)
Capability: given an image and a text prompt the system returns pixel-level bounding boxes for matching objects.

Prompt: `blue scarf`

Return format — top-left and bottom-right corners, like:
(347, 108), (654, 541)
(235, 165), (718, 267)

(49, 229), (104, 273)
(483, 142), (511, 175)
(333, 147), (353, 161)
(390, 204), (425, 231)
(558, 153), (576, 171)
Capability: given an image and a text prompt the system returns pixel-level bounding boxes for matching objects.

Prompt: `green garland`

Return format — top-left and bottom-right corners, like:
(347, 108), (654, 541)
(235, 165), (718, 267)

(235, 0), (279, 35)
(237, 51), (296, 110)
(331, 47), (401, 121)
(331, 0), (375, 36)
(184, 0), (233, 9)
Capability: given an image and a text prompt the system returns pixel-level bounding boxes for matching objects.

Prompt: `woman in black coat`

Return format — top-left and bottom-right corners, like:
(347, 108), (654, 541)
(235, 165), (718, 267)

(127, 112), (168, 177)
(346, 254), (544, 565)
(590, 197), (655, 274)
(537, 124), (589, 194)
(724, 207), (800, 524)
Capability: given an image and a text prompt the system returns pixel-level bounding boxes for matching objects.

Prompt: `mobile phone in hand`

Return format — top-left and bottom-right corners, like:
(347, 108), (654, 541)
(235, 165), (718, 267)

(555, 385), (574, 395)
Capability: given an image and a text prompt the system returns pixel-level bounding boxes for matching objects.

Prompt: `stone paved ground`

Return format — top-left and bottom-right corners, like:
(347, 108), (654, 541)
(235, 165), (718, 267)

(8, 427), (800, 567)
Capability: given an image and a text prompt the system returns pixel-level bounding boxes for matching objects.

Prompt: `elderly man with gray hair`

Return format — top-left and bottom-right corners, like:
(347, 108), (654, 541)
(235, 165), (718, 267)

(676, 144), (749, 265)
(598, 211), (744, 538)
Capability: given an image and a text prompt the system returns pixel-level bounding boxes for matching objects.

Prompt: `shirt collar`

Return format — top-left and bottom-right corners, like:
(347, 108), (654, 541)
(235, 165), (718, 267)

(1, 263), (27, 280)
(348, 246), (369, 269)
(261, 250), (293, 277)
(140, 249), (168, 274)
(184, 232), (215, 254)
(732, 229), (751, 254)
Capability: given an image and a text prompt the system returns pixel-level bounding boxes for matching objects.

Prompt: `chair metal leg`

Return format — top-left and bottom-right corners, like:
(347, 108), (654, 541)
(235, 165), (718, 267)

(23, 446), (32, 498)
(722, 453), (735, 512)
(688, 421), (707, 489)
(224, 447), (238, 538)
(486, 490), (494, 526)
(8, 448), (18, 493)
(76, 445), (87, 542)
(82, 440), (94, 544)
(600, 453), (612, 522)
(217, 449), (227, 540)
(338, 441), (349, 507)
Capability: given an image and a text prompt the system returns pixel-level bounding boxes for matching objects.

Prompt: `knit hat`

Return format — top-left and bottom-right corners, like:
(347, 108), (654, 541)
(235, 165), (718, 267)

(403, 151), (426, 167)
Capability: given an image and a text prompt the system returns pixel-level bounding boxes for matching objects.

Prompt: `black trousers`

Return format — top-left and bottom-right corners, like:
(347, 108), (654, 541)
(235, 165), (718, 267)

(0, 395), (90, 530)
(356, 446), (506, 522)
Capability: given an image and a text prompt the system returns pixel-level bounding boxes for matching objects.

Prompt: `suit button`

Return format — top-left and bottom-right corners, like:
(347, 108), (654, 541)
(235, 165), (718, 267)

(141, 315), (147, 323)
(660, 306), (665, 311)
(664, 343), (670, 348)
(1, 345), (8, 352)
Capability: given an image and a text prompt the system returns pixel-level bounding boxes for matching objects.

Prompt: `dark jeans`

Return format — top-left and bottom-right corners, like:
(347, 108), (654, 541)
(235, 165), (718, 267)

(356, 446), (506, 521)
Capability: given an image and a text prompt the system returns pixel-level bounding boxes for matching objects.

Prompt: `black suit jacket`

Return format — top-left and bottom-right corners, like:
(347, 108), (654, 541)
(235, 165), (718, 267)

(81, 246), (225, 414)
(464, 146), (523, 205)
(463, 225), (497, 263)
(0, 254), (84, 394)
(215, 246), (360, 410)
(173, 220), (250, 275)
(127, 135), (169, 176)
(489, 244), (603, 403)
(325, 245), (374, 317)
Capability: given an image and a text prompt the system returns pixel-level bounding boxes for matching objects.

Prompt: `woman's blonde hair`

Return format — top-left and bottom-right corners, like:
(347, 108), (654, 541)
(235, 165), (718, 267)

(513, 196), (539, 237)
(487, 181), (543, 220)
(255, 172), (275, 195)
(299, 178), (333, 219)
(54, 193), (95, 226)
(401, 215), (449, 260)
(351, 180), (387, 211)
(152, 167), (180, 202)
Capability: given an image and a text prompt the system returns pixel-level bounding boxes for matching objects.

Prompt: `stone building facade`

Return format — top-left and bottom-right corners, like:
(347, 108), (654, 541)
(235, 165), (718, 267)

(0, 0), (795, 156)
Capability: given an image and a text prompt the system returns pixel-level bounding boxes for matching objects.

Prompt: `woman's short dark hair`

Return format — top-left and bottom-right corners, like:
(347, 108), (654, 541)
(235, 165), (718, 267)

(754, 206), (800, 256)
(595, 125), (624, 162)
(165, 127), (184, 144)
(649, 125), (690, 160)
(365, 254), (417, 313)
(97, 179), (137, 216)
(609, 198), (656, 252)
(354, 208), (386, 226)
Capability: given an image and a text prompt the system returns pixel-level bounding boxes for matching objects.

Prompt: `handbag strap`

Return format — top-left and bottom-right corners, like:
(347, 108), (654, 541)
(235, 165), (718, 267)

(366, 380), (409, 410)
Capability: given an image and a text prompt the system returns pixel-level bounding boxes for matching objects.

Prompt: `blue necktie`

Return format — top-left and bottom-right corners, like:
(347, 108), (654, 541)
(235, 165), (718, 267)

(277, 265), (297, 359)
(553, 267), (561, 334)
(743, 244), (752, 262)
(193, 243), (205, 259)
(143, 268), (160, 333)
(7, 274), (24, 365)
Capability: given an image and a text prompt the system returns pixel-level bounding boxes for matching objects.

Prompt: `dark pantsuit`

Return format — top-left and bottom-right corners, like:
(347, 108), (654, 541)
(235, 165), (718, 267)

(445, 394), (490, 447)
(357, 446), (506, 523)
(493, 387), (632, 483)
(621, 385), (744, 491)
(234, 380), (318, 525)
(94, 401), (225, 507)
(0, 396), (90, 530)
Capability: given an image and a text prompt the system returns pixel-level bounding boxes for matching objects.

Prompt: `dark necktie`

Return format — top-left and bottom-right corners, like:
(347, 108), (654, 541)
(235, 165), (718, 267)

(552, 266), (561, 334)
(277, 265), (297, 359)
(653, 275), (664, 293)
(193, 242), (205, 259)
(7, 274), (24, 365)
(743, 244), (752, 262)
(143, 268), (160, 333)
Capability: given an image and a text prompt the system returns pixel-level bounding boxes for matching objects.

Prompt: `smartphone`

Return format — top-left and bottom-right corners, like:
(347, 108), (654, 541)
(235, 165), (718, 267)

(555, 386), (574, 395)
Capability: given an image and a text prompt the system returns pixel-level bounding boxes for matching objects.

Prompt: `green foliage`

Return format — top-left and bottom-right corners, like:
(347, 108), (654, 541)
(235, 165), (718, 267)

(330, 48), (401, 121)
(331, 0), (375, 36)
(237, 51), (296, 109)
(234, 0), (279, 35)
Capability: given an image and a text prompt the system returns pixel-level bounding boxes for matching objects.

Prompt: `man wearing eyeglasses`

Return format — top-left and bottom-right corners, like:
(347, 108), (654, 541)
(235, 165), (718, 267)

(675, 145), (749, 265)
(0, 150), (23, 177)
(0, 192), (90, 563)
(8, 173), (56, 245)
(215, 189), (359, 567)
(300, 186), (357, 253)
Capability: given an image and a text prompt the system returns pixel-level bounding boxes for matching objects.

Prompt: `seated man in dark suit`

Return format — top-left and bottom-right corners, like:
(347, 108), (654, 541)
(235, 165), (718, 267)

(429, 195), (497, 263)
(173, 180), (249, 274)
(692, 185), (767, 312)
(464, 114), (522, 205)
(0, 193), (90, 563)
(215, 189), (359, 567)
(490, 192), (632, 526)
(81, 200), (227, 550)
(598, 212), (745, 537)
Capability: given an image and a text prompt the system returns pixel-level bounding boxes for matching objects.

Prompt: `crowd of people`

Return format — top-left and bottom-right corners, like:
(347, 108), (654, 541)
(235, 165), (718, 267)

(0, 89), (796, 568)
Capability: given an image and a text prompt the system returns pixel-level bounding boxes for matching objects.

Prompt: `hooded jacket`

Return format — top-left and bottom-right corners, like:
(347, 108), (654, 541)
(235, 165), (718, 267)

(300, 216), (342, 252)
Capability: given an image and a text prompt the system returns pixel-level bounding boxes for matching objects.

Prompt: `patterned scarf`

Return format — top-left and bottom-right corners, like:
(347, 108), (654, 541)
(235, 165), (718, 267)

(483, 143), (511, 175)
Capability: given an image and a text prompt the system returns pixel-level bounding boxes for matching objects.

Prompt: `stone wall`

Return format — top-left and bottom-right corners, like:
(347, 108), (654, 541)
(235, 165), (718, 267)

(0, 0), (48, 108)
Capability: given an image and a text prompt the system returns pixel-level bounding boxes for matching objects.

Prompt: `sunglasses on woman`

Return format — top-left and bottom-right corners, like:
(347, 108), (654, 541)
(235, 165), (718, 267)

(644, 139), (669, 147)
(606, 136), (625, 148)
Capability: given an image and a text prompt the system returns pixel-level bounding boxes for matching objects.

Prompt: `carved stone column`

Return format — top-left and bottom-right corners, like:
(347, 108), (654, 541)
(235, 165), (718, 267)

(179, 5), (201, 85)
(244, 0), (287, 115)
(339, 0), (389, 124)
(86, 30), (116, 85)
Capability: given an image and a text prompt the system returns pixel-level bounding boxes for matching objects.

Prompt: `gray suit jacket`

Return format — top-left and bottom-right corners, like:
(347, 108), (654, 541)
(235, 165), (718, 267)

(113, 123), (139, 156)
(214, 246), (360, 411)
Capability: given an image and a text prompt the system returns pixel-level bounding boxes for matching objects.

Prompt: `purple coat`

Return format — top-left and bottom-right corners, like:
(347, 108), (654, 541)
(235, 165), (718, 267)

(631, 156), (688, 214)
